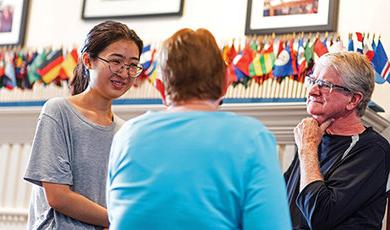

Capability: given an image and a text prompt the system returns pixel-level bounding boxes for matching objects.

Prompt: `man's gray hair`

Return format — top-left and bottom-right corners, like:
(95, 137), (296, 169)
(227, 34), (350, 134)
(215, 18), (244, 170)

(317, 52), (375, 117)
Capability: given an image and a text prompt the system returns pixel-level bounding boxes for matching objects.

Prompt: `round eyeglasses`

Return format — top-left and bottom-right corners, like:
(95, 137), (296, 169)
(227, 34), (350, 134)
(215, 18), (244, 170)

(97, 57), (143, 78)
(304, 75), (352, 93)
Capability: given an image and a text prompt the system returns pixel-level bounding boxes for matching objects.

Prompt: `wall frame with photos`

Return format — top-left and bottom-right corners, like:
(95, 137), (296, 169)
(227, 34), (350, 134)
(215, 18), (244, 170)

(245, 0), (338, 35)
(82, 0), (185, 20)
(0, 0), (29, 46)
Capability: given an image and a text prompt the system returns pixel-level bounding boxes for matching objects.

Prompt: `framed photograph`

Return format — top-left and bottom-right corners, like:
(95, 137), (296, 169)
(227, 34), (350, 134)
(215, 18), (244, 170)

(245, 0), (338, 35)
(0, 0), (29, 46)
(82, 0), (185, 20)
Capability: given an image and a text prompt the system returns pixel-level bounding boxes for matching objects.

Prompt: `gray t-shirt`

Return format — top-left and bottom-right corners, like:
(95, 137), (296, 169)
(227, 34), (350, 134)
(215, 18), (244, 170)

(24, 97), (124, 230)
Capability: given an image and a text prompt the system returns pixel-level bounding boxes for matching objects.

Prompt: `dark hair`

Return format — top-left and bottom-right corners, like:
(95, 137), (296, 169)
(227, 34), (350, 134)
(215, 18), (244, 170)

(159, 28), (226, 102)
(70, 20), (143, 95)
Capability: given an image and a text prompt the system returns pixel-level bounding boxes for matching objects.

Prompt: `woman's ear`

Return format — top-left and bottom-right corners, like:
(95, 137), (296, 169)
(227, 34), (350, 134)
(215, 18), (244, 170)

(346, 92), (363, 111)
(82, 52), (92, 69)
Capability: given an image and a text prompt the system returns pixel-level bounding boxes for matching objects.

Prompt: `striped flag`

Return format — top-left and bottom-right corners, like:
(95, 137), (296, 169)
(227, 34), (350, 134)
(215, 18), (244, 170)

(355, 32), (364, 53)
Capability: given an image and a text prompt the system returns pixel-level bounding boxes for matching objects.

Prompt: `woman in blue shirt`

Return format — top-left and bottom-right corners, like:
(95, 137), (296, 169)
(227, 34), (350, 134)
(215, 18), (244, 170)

(107, 28), (291, 230)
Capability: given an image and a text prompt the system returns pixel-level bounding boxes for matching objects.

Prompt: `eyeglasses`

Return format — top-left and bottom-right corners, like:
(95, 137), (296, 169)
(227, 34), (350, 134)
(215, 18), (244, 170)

(97, 57), (143, 78)
(304, 75), (352, 93)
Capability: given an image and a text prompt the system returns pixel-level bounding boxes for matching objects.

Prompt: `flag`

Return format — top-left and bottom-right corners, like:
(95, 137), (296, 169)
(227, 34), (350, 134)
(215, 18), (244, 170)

(371, 40), (390, 83)
(355, 32), (364, 53)
(289, 39), (298, 76)
(140, 44), (157, 71)
(363, 38), (375, 61)
(314, 38), (328, 58)
(224, 43), (237, 65)
(273, 43), (294, 78)
(232, 52), (247, 81)
(297, 38), (307, 80)
(28, 51), (47, 84)
(3, 51), (16, 89)
(304, 38), (314, 66)
(60, 48), (78, 80)
(348, 36), (354, 51)
(37, 49), (64, 84)
(235, 43), (254, 76)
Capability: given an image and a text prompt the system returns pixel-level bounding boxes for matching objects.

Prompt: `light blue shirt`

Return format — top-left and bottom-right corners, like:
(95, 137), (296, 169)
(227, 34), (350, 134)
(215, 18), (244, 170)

(107, 111), (291, 229)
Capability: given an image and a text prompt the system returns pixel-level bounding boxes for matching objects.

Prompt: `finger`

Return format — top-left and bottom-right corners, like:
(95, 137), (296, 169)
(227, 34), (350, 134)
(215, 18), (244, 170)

(319, 119), (334, 132)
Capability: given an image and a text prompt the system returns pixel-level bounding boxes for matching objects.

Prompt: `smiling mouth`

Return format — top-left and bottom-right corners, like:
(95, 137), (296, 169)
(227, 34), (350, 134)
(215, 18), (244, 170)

(111, 79), (126, 88)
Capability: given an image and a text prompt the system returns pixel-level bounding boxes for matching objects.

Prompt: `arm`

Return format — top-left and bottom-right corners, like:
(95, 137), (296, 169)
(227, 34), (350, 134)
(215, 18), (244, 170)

(43, 182), (109, 228)
(294, 118), (331, 191)
(296, 144), (387, 229)
(294, 119), (388, 229)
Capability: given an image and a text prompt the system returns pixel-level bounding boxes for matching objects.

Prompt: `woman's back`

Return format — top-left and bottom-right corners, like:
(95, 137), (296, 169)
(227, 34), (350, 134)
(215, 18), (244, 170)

(107, 111), (291, 229)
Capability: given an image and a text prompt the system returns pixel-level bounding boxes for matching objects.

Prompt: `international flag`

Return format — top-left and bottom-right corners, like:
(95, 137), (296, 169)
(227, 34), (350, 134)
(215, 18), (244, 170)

(355, 32), (364, 53)
(314, 38), (328, 58)
(304, 38), (314, 68)
(289, 39), (298, 76)
(28, 51), (47, 84)
(297, 38), (307, 79)
(37, 49), (64, 84)
(371, 39), (390, 83)
(235, 43), (254, 77)
(363, 38), (375, 61)
(249, 42), (276, 77)
(3, 52), (16, 89)
(60, 48), (78, 80)
(140, 44), (157, 71)
(273, 42), (294, 78)
(224, 43), (237, 65)
(348, 33), (354, 51)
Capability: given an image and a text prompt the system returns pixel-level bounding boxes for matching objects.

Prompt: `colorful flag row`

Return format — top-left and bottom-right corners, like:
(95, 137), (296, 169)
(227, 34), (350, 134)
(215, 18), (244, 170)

(0, 48), (78, 90)
(2, 33), (389, 93)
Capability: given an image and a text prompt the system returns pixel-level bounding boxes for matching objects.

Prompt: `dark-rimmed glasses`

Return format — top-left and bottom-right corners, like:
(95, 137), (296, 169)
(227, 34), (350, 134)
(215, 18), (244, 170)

(304, 75), (352, 93)
(97, 57), (143, 78)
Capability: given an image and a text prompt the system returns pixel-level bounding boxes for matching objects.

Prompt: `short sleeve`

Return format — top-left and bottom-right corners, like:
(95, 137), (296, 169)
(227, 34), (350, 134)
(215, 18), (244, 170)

(24, 113), (73, 186)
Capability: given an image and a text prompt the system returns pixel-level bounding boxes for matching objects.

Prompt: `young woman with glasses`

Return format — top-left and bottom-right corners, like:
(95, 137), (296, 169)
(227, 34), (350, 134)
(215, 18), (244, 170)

(24, 20), (143, 229)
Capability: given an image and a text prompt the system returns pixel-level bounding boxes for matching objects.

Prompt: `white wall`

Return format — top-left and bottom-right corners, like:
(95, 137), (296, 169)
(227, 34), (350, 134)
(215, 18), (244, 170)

(25, 0), (390, 118)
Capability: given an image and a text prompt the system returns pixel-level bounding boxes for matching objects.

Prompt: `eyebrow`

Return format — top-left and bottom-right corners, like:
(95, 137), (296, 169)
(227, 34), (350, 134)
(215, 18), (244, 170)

(108, 53), (140, 61)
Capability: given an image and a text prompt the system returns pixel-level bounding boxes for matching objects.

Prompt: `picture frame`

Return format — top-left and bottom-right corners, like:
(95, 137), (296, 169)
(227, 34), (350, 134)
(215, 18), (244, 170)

(0, 0), (29, 46)
(82, 0), (185, 20)
(245, 0), (338, 35)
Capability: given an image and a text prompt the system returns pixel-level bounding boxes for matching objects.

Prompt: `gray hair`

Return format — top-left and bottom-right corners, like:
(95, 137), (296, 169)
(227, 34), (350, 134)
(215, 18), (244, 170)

(317, 52), (375, 117)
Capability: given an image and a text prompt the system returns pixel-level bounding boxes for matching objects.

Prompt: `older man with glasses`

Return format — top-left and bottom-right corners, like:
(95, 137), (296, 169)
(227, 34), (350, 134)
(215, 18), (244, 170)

(284, 52), (390, 230)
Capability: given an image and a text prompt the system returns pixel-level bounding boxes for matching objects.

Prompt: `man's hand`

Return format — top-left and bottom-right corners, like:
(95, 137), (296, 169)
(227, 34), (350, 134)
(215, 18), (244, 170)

(294, 117), (333, 191)
(294, 118), (333, 155)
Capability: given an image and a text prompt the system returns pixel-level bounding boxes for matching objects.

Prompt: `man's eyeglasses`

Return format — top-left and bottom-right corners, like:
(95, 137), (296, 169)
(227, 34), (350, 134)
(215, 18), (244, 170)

(304, 75), (352, 93)
(97, 57), (143, 78)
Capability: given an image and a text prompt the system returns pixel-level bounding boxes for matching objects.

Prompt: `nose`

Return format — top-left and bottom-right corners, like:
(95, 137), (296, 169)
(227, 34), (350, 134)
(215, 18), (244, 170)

(308, 83), (321, 96)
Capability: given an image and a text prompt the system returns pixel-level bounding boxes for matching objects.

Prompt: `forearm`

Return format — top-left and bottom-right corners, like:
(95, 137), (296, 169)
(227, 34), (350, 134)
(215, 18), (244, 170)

(48, 189), (109, 227)
(62, 191), (108, 227)
(299, 151), (323, 192)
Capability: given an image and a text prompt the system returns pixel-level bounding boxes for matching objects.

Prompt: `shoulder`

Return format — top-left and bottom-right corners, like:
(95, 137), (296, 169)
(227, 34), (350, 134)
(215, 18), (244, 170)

(41, 97), (68, 116)
(361, 128), (390, 153)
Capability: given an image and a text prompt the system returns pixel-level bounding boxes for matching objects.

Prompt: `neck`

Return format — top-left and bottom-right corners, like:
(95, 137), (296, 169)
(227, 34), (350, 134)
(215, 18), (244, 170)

(326, 115), (365, 136)
(167, 99), (220, 112)
(73, 90), (113, 116)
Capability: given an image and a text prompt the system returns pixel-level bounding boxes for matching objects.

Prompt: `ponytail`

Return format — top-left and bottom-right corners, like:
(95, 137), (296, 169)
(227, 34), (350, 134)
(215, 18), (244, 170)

(69, 60), (89, 95)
